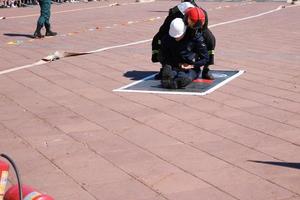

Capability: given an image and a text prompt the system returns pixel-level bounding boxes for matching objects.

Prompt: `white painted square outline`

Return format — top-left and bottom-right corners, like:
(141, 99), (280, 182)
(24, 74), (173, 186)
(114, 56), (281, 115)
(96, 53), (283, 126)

(114, 70), (245, 96)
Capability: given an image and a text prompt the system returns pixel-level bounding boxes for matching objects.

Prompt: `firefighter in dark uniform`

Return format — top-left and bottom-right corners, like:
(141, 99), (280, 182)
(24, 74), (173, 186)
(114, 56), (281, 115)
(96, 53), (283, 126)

(160, 18), (209, 89)
(33, 0), (57, 38)
(152, 2), (215, 80)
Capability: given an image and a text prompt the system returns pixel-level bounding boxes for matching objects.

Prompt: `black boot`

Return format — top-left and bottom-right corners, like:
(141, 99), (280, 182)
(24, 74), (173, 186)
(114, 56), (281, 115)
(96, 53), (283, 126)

(45, 23), (57, 37)
(161, 65), (177, 89)
(33, 23), (44, 39)
(202, 65), (214, 80)
(154, 67), (163, 80)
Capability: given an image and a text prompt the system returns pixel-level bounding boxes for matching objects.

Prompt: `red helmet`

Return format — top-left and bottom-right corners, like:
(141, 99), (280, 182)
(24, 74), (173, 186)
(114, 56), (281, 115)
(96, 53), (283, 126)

(185, 7), (205, 29)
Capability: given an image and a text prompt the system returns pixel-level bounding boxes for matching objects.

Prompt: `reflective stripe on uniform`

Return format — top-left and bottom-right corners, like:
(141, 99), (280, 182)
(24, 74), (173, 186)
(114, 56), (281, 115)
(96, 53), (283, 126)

(208, 50), (215, 55)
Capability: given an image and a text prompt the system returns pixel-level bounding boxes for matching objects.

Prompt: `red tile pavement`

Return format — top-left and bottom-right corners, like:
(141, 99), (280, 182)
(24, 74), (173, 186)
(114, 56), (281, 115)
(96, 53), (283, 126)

(0, 1), (300, 200)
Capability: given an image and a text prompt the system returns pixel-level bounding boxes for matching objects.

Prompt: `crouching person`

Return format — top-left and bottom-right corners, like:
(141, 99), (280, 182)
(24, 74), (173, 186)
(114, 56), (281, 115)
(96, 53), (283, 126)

(160, 18), (209, 89)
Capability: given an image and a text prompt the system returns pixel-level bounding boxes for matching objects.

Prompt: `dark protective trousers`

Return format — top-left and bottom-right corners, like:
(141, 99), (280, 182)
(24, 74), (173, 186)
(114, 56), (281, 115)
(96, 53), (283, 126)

(202, 28), (216, 65)
(37, 0), (51, 26)
(176, 69), (199, 88)
(166, 64), (199, 88)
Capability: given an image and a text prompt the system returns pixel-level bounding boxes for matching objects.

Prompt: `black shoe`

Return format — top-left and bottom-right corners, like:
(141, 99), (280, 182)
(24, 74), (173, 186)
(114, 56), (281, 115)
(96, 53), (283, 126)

(33, 31), (43, 38)
(202, 72), (214, 80)
(45, 30), (57, 37)
(161, 65), (177, 89)
(33, 23), (44, 38)
(202, 66), (214, 80)
(45, 23), (57, 37)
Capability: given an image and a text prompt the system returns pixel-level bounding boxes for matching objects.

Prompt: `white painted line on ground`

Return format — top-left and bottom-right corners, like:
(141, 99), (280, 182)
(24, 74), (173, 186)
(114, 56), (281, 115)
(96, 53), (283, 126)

(114, 70), (245, 96)
(113, 73), (157, 91)
(114, 88), (207, 96)
(0, 5), (293, 76)
(0, 39), (152, 75)
(201, 70), (245, 95)
(3, 2), (142, 19)
(0, 60), (47, 75)
(87, 39), (152, 54)
(210, 5), (283, 28)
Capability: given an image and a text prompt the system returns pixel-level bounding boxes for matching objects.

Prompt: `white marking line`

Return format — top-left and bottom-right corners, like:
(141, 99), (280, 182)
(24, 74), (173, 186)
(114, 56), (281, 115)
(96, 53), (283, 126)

(114, 73), (157, 91)
(0, 4), (294, 75)
(87, 39), (152, 54)
(201, 70), (245, 95)
(114, 88), (208, 96)
(210, 5), (283, 28)
(3, 2), (139, 19)
(0, 60), (47, 75)
(114, 70), (245, 96)
(0, 39), (152, 75)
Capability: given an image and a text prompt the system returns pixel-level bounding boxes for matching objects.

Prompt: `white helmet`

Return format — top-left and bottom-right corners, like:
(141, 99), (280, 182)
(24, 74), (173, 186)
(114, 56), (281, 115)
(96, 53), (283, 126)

(177, 2), (194, 15)
(169, 18), (187, 38)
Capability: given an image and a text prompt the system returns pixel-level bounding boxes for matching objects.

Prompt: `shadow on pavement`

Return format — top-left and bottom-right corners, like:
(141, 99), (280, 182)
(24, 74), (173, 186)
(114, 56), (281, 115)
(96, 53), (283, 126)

(124, 70), (157, 80)
(4, 33), (34, 38)
(248, 160), (300, 170)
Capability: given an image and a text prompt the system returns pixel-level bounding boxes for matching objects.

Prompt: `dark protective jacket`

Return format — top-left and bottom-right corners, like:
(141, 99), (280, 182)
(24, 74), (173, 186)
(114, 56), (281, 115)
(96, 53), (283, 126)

(181, 32), (209, 68)
(151, 2), (209, 63)
(160, 31), (209, 71)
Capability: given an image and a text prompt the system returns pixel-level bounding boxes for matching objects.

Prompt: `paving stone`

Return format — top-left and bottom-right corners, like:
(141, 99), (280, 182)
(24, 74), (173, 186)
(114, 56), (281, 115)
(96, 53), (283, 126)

(0, 1), (299, 200)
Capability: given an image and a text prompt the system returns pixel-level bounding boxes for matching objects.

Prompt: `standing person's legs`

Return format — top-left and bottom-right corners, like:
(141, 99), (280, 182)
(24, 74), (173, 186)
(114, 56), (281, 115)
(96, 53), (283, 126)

(202, 28), (216, 79)
(44, 0), (57, 36)
(33, 0), (46, 38)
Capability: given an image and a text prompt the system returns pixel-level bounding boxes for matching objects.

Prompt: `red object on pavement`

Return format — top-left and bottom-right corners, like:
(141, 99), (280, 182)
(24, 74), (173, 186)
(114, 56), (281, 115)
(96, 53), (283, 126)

(0, 160), (9, 200)
(192, 79), (214, 83)
(4, 185), (54, 200)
